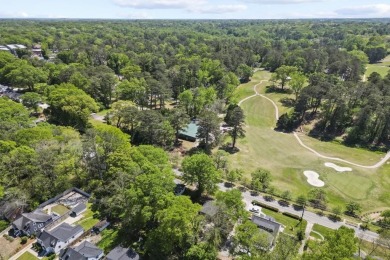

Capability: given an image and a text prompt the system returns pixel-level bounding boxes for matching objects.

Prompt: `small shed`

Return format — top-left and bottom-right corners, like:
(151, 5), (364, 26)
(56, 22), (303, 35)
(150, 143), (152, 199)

(178, 121), (199, 142)
(71, 203), (87, 217)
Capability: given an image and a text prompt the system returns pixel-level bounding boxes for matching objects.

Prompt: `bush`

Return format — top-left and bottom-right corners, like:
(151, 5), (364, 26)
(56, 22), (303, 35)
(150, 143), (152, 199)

(282, 212), (301, 220)
(252, 200), (279, 212)
(3, 234), (14, 242)
(21, 236), (28, 244)
(0, 220), (9, 232)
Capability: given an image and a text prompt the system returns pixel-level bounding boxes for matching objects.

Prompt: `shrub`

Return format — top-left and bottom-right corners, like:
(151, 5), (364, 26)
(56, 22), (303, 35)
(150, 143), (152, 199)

(282, 212), (301, 220)
(3, 234), (14, 242)
(0, 220), (9, 232)
(252, 200), (279, 212)
(21, 236), (28, 244)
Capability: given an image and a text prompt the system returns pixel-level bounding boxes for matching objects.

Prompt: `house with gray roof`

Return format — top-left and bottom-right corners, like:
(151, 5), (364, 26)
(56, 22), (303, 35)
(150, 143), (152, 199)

(251, 215), (282, 249)
(37, 223), (84, 255)
(71, 203), (87, 217)
(106, 246), (140, 260)
(59, 240), (104, 260)
(12, 210), (53, 236)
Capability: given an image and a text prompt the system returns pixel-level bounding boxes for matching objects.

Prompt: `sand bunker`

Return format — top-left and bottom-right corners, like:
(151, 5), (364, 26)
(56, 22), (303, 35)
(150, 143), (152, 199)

(304, 171), (325, 187)
(324, 162), (352, 172)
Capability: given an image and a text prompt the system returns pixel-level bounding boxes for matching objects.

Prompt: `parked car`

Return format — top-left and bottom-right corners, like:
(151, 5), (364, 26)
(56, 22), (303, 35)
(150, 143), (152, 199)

(174, 184), (186, 196)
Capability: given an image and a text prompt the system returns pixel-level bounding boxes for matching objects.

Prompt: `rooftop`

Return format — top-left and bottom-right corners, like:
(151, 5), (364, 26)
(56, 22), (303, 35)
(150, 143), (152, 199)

(179, 121), (198, 139)
(106, 246), (139, 260)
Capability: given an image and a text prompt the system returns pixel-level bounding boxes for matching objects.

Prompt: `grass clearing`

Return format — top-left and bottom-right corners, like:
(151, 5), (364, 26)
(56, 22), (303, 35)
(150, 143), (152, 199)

(17, 251), (38, 260)
(51, 204), (69, 215)
(261, 208), (307, 236)
(97, 228), (120, 253)
(227, 70), (390, 212)
(365, 55), (390, 78)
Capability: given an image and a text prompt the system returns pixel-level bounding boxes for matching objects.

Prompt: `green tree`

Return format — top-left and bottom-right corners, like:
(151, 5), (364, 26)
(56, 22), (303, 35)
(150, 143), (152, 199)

(0, 97), (31, 139)
(7, 64), (47, 91)
(296, 195), (307, 207)
(272, 65), (298, 90)
(237, 64), (253, 83)
(251, 168), (272, 192)
(169, 108), (190, 144)
(303, 226), (357, 260)
(196, 110), (220, 148)
(281, 190), (292, 201)
(182, 153), (220, 196)
(216, 189), (248, 222)
(178, 90), (194, 115)
(232, 220), (271, 257)
(21, 92), (42, 112)
(225, 105), (245, 149)
(185, 243), (217, 260)
(345, 201), (362, 216)
(46, 83), (98, 130)
(289, 72), (307, 100)
(145, 196), (202, 258)
(226, 169), (243, 185)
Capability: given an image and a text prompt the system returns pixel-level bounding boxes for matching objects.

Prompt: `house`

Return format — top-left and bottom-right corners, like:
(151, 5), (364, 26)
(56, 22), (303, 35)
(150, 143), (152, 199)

(71, 203), (87, 217)
(178, 121), (199, 142)
(12, 210), (53, 236)
(106, 246), (140, 260)
(59, 240), (104, 260)
(251, 215), (282, 248)
(31, 44), (43, 58)
(92, 220), (110, 234)
(37, 223), (84, 255)
(0, 45), (10, 52)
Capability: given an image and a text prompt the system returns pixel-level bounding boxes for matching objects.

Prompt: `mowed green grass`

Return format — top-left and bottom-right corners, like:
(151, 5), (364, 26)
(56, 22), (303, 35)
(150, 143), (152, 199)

(17, 252), (38, 260)
(365, 55), (390, 78)
(51, 204), (70, 215)
(261, 208), (307, 236)
(228, 70), (390, 212)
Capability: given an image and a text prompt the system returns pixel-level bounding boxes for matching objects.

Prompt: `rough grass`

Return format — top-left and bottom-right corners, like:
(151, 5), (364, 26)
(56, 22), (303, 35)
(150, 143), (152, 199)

(51, 204), (69, 215)
(359, 239), (390, 259)
(227, 70), (390, 212)
(261, 208), (307, 236)
(17, 251), (38, 260)
(97, 229), (119, 253)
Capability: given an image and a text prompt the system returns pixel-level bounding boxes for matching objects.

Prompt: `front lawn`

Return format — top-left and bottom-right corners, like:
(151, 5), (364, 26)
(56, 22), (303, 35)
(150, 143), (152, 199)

(261, 208), (307, 236)
(17, 251), (38, 260)
(311, 223), (333, 239)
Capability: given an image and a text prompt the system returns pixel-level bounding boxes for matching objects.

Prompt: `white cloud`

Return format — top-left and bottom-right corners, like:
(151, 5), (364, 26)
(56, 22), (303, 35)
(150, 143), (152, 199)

(113, 0), (206, 9)
(242, 0), (323, 4)
(0, 11), (29, 18)
(189, 4), (248, 14)
(335, 4), (390, 17)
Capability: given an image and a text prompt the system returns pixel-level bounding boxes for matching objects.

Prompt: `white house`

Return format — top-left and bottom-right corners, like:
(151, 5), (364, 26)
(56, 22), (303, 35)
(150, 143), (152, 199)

(37, 223), (84, 255)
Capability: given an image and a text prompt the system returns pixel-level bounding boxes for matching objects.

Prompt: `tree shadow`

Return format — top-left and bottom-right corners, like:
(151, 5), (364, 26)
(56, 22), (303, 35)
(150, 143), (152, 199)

(264, 195), (275, 202)
(224, 182), (235, 188)
(279, 97), (295, 108)
(219, 144), (240, 154)
(265, 85), (293, 94)
(278, 200), (290, 207)
(292, 204), (304, 211)
(327, 215), (341, 222)
(250, 191), (259, 196)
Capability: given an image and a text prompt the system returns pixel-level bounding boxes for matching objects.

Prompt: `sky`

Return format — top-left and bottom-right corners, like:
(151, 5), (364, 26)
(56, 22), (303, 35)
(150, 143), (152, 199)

(0, 0), (389, 19)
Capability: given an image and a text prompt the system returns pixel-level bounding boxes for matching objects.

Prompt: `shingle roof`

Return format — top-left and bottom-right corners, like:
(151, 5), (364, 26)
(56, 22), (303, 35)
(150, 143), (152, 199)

(74, 241), (103, 258)
(106, 246), (140, 260)
(38, 223), (83, 249)
(72, 203), (87, 215)
(251, 215), (281, 236)
(13, 211), (52, 230)
(59, 241), (103, 260)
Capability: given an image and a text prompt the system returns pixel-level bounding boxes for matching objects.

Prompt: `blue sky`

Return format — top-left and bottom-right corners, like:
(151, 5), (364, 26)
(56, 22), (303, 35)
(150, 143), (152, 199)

(0, 0), (389, 19)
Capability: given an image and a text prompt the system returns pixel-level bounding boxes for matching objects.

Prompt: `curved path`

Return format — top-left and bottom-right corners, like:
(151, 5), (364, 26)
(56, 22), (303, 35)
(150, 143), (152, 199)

(238, 78), (390, 169)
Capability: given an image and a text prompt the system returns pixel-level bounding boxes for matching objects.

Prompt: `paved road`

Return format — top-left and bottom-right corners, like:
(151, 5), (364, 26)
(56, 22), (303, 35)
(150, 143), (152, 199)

(175, 175), (379, 242)
(217, 183), (379, 242)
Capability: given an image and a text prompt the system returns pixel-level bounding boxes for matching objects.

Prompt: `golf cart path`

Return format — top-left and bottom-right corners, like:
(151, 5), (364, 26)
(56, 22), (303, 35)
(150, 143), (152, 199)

(238, 78), (390, 169)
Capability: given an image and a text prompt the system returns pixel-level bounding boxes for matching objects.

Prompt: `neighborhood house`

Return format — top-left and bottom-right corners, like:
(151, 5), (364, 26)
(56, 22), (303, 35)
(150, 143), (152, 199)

(251, 214), (282, 248)
(37, 223), (84, 254)
(59, 240), (104, 260)
(12, 210), (53, 236)
(106, 246), (140, 260)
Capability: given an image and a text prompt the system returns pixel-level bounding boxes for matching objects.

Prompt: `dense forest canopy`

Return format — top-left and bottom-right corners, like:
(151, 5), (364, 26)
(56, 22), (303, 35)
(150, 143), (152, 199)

(0, 19), (389, 259)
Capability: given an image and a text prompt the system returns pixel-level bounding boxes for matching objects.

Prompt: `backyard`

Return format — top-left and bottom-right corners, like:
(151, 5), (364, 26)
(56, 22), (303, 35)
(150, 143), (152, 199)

(227, 70), (390, 212)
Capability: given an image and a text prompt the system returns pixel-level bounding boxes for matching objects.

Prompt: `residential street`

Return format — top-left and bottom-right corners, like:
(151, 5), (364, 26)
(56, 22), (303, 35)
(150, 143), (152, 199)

(174, 175), (379, 242)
